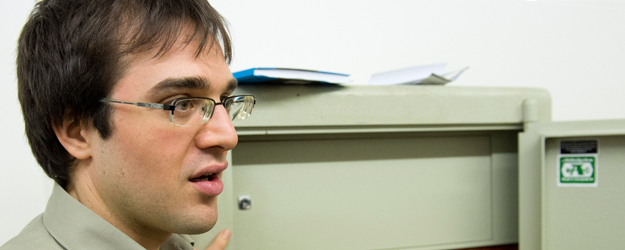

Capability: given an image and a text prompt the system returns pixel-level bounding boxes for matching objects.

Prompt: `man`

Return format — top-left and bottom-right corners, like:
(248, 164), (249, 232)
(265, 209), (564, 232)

(2, 0), (255, 249)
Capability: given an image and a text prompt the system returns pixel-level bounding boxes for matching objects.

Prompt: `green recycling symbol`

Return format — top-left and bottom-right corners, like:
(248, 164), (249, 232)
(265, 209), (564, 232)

(561, 162), (593, 177)
(560, 156), (596, 184)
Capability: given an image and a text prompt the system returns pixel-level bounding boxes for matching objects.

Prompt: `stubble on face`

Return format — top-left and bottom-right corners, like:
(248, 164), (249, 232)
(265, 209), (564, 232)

(68, 32), (237, 248)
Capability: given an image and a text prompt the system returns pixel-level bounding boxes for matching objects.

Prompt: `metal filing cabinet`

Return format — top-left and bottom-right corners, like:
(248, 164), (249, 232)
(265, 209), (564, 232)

(193, 85), (552, 250)
(519, 120), (625, 250)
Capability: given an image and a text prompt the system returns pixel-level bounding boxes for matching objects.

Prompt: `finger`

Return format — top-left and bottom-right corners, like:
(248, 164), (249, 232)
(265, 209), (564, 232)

(204, 229), (231, 250)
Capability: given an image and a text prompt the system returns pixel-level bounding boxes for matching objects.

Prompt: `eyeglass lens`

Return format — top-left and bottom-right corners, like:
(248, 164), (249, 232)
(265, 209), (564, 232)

(170, 96), (254, 126)
(170, 99), (212, 126)
(228, 96), (254, 121)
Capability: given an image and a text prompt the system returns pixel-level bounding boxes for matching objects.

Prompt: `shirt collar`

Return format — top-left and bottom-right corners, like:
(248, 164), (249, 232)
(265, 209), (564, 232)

(42, 183), (195, 250)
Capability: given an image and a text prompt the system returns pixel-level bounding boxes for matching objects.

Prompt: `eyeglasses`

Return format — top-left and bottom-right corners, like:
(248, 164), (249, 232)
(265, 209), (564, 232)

(100, 95), (255, 126)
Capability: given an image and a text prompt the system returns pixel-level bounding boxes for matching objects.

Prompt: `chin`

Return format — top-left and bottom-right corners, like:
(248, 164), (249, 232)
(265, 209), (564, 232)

(174, 212), (218, 234)
(170, 197), (219, 234)
(181, 223), (216, 235)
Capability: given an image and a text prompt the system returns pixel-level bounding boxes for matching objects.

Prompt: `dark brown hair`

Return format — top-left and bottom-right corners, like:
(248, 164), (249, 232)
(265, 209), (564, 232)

(17, 0), (232, 188)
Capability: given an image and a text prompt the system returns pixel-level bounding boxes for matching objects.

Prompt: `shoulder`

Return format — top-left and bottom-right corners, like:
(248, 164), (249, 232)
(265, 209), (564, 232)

(0, 214), (63, 250)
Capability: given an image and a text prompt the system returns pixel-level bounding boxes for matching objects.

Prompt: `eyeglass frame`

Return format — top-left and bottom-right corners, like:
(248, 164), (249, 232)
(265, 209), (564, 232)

(100, 95), (255, 126)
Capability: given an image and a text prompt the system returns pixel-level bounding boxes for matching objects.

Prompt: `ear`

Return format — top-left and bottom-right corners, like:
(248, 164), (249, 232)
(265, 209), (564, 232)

(52, 117), (94, 160)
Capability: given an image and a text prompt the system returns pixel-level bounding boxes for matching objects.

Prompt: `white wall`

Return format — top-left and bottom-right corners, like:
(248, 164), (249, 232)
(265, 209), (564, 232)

(0, 0), (54, 245)
(212, 0), (625, 121)
(2, 0), (625, 244)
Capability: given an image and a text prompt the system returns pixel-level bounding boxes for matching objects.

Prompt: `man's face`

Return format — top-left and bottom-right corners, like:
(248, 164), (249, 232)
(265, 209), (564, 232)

(85, 37), (238, 236)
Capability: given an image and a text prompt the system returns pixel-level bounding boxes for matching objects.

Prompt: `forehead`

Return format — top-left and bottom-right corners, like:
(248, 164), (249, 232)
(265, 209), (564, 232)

(111, 37), (234, 100)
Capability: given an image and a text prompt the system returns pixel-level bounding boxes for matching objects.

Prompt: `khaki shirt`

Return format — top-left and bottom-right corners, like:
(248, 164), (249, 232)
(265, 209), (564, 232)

(1, 183), (195, 250)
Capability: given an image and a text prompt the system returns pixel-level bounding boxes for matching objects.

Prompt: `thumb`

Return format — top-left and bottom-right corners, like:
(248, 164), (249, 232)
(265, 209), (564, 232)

(204, 229), (231, 250)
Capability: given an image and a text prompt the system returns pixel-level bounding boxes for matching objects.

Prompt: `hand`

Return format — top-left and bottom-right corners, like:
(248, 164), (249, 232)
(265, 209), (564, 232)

(196, 229), (231, 250)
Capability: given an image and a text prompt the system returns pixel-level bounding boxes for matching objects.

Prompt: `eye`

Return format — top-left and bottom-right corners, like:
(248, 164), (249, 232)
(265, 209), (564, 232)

(175, 99), (194, 111)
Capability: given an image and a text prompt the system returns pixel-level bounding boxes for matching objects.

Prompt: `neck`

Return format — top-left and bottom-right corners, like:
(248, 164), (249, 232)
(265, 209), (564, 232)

(66, 163), (172, 250)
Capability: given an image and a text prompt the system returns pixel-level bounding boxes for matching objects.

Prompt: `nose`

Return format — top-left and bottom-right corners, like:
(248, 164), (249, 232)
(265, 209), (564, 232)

(194, 104), (238, 152)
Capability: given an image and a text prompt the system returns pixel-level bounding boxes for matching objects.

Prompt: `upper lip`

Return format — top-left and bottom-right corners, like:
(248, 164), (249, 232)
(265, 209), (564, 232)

(189, 162), (229, 180)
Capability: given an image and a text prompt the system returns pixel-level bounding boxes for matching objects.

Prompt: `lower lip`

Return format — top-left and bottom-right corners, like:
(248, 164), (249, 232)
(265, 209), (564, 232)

(191, 176), (223, 196)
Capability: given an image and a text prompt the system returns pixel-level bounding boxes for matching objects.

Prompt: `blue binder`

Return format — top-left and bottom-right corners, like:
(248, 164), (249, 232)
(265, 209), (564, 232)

(233, 68), (351, 85)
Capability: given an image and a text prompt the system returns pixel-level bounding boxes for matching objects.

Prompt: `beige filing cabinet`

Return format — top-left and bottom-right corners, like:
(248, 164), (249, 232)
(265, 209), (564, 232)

(193, 85), (552, 250)
(519, 120), (625, 250)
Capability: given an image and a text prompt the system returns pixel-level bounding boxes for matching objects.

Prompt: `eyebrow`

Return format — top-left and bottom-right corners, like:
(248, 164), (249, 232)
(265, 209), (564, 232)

(147, 76), (238, 97)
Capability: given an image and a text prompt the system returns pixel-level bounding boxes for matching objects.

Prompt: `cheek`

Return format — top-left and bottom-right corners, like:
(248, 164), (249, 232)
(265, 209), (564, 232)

(108, 120), (195, 185)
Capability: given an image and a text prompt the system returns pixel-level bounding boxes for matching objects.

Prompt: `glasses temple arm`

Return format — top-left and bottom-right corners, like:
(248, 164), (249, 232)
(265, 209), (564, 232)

(100, 99), (175, 111)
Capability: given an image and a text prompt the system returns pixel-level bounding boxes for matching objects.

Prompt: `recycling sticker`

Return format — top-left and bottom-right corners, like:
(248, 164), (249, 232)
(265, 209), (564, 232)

(558, 140), (598, 187)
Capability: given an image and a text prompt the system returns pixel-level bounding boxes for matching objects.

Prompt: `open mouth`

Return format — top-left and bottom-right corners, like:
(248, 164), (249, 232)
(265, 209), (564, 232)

(189, 173), (218, 182)
(188, 170), (224, 196)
